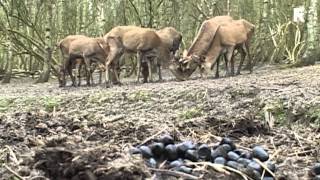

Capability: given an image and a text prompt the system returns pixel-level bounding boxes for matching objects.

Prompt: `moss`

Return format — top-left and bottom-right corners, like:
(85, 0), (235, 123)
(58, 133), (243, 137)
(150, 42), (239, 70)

(88, 92), (113, 104)
(41, 96), (61, 112)
(263, 100), (287, 125)
(0, 97), (14, 112)
(306, 106), (320, 126)
(128, 90), (151, 102)
(179, 107), (203, 119)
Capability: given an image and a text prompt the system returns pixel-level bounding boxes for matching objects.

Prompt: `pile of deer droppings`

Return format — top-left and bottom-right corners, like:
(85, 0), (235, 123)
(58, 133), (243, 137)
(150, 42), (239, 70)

(130, 135), (276, 180)
(310, 163), (320, 180)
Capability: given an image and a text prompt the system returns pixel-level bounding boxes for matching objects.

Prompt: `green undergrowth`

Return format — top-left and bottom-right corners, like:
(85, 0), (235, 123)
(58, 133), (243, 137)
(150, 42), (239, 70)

(128, 90), (151, 102)
(0, 96), (61, 113)
(263, 99), (287, 125)
(306, 106), (320, 126)
(179, 107), (203, 120)
(262, 99), (320, 128)
(0, 97), (15, 112)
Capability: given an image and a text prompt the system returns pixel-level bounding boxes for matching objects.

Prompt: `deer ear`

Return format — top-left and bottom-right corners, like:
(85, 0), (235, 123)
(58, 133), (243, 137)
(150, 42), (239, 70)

(182, 49), (188, 58)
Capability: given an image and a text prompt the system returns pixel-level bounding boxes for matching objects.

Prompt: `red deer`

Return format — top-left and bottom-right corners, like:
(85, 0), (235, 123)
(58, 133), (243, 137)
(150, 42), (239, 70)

(104, 26), (162, 86)
(57, 35), (87, 87)
(172, 17), (254, 80)
(66, 37), (111, 86)
(139, 27), (183, 82)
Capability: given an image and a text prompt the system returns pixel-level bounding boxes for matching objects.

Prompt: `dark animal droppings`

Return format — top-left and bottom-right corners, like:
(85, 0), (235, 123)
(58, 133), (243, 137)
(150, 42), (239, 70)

(226, 161), (239, 169)
(220, 137), (236, 150)
(185, 149), (199, 162)
(149, 142), (164, 157)
(221, 144), (232, 152)
(198, 144), (212, 160)
(129, 147), (141, 155)
(159, 135), (174, 145)
(147, 158), (157, 168)
(176, 141), (195, 156)
(248, 161), (262, 172)
(214, 157), (226, 165)
(237, 158), (252, 166)
(252, 146), (269, 162)
(312, 163), (320, 175)
(165, 144), (178, 161)
(227, 151), (240, 161)
(139, 146), (153, 158)
(169, 159), (184, 168)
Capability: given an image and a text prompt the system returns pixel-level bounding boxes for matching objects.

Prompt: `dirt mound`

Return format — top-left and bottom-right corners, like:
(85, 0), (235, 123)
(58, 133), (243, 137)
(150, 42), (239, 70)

(0, 65), (320, 179)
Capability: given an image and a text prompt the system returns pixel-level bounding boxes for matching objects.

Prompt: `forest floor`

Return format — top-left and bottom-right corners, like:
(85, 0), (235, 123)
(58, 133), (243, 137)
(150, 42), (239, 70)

(0, 65), (320, 180)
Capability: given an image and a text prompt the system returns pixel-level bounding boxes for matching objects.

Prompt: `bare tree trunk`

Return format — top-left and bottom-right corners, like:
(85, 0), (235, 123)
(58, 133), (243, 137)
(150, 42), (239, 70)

(305, 0), (318, 53)
(2, 42), (13, 84)
(37, 0), (53, 83)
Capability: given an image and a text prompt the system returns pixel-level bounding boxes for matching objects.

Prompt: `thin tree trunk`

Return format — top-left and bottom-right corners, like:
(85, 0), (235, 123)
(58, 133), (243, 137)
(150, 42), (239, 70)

(305, 0), (318, 54)
(2, 42), (13, 84)
(37, 0), (53, 83)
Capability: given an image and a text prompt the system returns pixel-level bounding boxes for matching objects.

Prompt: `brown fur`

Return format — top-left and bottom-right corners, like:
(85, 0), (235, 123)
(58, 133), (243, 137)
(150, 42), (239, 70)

(186, 16), (233, 58)
(67, 37), (110, 86)
(57, 35), (87, 87)
(198, 19), (254, 78)
(156, 27), (182, 70)
(173, 17), (254, 79)
(156, 27), (182, 54)
(104, 26), (162, 86)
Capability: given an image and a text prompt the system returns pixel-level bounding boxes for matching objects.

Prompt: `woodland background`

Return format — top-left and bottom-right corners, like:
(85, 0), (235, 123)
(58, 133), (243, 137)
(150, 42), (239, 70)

(0, 0), (319, 83)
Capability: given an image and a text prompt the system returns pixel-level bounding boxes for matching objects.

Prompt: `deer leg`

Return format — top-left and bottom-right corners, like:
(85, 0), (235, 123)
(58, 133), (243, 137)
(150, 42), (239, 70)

(90, 63), (95, 86)
(230, 51), (235, 76)
(113, 63), (122, 85)
(77, 61), (82, 87)
(105, 61), (110, 88)
(225, 46), (235, 77)
(223, 53), (230, 77)
(215, 55), (220, 78)
(246, 43), (253, 73)
(99, 70), (102, 84)
(136, 51), (142, 83)
(147, 57), (153, 83)
(105, 52), (121, 88)
(67, 59), (76, 87)
(236, 46), (246, 75)
(158, 60), (162, 81)
(83, 58), (91, 86)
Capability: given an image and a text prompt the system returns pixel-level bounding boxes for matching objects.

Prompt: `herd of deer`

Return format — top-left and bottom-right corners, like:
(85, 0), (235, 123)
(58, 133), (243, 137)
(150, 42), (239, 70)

(56, 15), (255, 87)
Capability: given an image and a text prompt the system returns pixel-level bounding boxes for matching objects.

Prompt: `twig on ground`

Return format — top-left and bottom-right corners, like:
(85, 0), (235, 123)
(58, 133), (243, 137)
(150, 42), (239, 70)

(150, 160), (167, 180)
(269, 148), (282, 160)
(187, 162), (251, 180)
(254, 158), (276, 178)
(293, 132), (303, 147)
(287, 149), (316, 157)
(5, 145), (19, 165)
(149, 168), (200, 180)
(29, 176), (49, 180)
(107, 115), (125, 123)
(139, 127), (168, 146)
(3, 164), (25, 180)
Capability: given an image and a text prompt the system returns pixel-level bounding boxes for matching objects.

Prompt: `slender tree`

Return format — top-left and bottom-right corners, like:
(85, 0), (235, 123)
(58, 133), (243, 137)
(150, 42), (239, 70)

(37, 0), (53, 83)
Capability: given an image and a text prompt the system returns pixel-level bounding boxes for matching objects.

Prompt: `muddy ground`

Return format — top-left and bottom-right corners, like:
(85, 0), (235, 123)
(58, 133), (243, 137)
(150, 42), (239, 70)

(0, 65), (319, 180)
